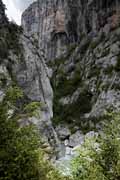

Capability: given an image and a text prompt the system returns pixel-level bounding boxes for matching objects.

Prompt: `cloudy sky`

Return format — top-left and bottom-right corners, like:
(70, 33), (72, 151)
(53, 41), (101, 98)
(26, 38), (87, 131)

(3, 0), (35, 25)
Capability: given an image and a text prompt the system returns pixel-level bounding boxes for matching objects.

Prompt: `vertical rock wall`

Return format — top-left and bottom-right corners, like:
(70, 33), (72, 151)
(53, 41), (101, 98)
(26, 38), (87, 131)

(22, 0), (120, 61)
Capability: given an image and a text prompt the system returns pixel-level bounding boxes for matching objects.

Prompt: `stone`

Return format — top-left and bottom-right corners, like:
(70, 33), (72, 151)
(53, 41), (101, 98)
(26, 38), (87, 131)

(65, 147), (72, 156)
(59, 96), (70, 105)
(64, 139), (69, 146)
(44, 146), (53, 154)
(70, 88), (81, 103)
(56, 125), (71, 140)
(7, 109), (14, 119)
(69, 131), (84, 147)
(20, 0), (120, 128)
(22, 0), (120, 61)
(42, 143), (50, 148)
(85, 131), (98, 139)
(110, 43), (120, 55)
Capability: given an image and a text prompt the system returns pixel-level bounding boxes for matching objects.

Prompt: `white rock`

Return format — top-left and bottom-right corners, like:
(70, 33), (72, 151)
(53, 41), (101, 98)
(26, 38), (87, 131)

(69, 131), (84, 147)
(65, 147), (72, 155)
(56, 125), (71, 140)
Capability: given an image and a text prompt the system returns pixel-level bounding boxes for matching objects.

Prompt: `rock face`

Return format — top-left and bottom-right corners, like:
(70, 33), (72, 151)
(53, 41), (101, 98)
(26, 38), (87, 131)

(12, 34), (57, 152)
(22, 0), (68, 60)
(16, 0), (120, 158)
(15, 35), (53, 119)
(22, 0), (120, 61)
(0, 0), (58, 159)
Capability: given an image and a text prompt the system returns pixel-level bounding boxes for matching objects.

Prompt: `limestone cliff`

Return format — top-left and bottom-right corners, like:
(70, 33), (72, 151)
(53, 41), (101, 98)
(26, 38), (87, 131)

(0, 0), (58, 159)
(21, 0), (120, 155)
(22, 0), (120, 60)
(21, 0), (120, 127)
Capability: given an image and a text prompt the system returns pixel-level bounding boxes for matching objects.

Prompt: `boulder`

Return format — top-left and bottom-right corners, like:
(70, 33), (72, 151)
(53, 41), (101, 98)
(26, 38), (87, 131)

(56, 125), (71, 140)
(69, 131), (84, 147)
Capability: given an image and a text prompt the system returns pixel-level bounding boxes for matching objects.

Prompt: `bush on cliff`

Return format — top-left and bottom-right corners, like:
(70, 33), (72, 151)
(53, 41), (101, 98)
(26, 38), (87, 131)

(72, 113), (120, 180)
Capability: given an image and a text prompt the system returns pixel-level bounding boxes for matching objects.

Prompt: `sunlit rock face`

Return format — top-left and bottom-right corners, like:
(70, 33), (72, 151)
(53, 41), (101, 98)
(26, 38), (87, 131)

(22, 0), (67, 60)
(22, 0), (120, 61)
(21, 0), (82, 60)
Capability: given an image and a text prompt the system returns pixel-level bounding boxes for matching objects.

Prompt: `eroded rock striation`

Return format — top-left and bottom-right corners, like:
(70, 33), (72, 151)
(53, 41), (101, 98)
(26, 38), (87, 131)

(22, 0), (120, 60)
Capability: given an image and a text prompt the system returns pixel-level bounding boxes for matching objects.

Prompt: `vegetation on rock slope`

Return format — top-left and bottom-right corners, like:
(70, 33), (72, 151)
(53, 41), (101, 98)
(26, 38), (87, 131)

(0, 85), (71, 180)
(0, 3), (70, 179)
(1, 1), (120, 180)
(72, 113), (120, 180)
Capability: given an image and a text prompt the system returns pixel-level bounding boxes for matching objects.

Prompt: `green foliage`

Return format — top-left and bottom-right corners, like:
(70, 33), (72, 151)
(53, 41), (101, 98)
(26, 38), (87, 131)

(0, 100), (41, 180)
(99, 113), (120, 180)
(71, 113), (120, 180)
(5, 85), (23, 105)
(0, 85), (69, 180)
(24, 101), (41, 117)
(0, 21), (23, 61)
(53, 86), (92, 126)
(0, 86), (42, 180)
(6, 22), (23, 55)
(47, 169), (72, 180)
(72, 136), (105, 180)
(56, 73), (81, 97)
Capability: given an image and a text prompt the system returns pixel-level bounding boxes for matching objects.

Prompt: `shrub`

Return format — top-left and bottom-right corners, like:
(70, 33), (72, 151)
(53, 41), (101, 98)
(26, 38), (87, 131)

(0, 85), (69, 180)
(24, 101), (41, 117)
(71, 113), (120, 180)
(5, 85), (23, 105)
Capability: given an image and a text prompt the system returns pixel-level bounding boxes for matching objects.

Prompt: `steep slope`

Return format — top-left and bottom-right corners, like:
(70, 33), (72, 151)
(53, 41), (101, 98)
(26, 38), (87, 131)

(1, 0), (120, 163)
(0, 0), (60, 160)
(21, 0), (120, 148)
(22, 0), (120, 60)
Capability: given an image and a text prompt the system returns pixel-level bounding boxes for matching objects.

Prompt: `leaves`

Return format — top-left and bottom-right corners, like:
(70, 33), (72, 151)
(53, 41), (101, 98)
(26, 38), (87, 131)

(71, 113), (120, 180)
(0, 85), (68, 180)
(24, 101), (41, 117)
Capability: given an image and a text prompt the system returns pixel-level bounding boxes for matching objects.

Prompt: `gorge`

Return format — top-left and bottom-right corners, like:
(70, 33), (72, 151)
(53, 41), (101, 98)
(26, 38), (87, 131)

(1, 0), (120, 178)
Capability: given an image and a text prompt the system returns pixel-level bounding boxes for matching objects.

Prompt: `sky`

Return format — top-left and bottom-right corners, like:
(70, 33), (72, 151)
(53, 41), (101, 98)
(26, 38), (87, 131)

(3, 0), (35, 25)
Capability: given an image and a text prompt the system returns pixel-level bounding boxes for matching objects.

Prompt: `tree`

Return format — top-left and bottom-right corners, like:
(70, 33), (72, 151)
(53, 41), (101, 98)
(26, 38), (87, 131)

(0, 85), (71, 180)
(0, 86), (43, 180)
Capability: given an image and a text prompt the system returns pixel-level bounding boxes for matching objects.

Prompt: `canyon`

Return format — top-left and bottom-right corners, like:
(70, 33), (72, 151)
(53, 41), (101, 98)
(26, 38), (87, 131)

(1, 0), (120, 174)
